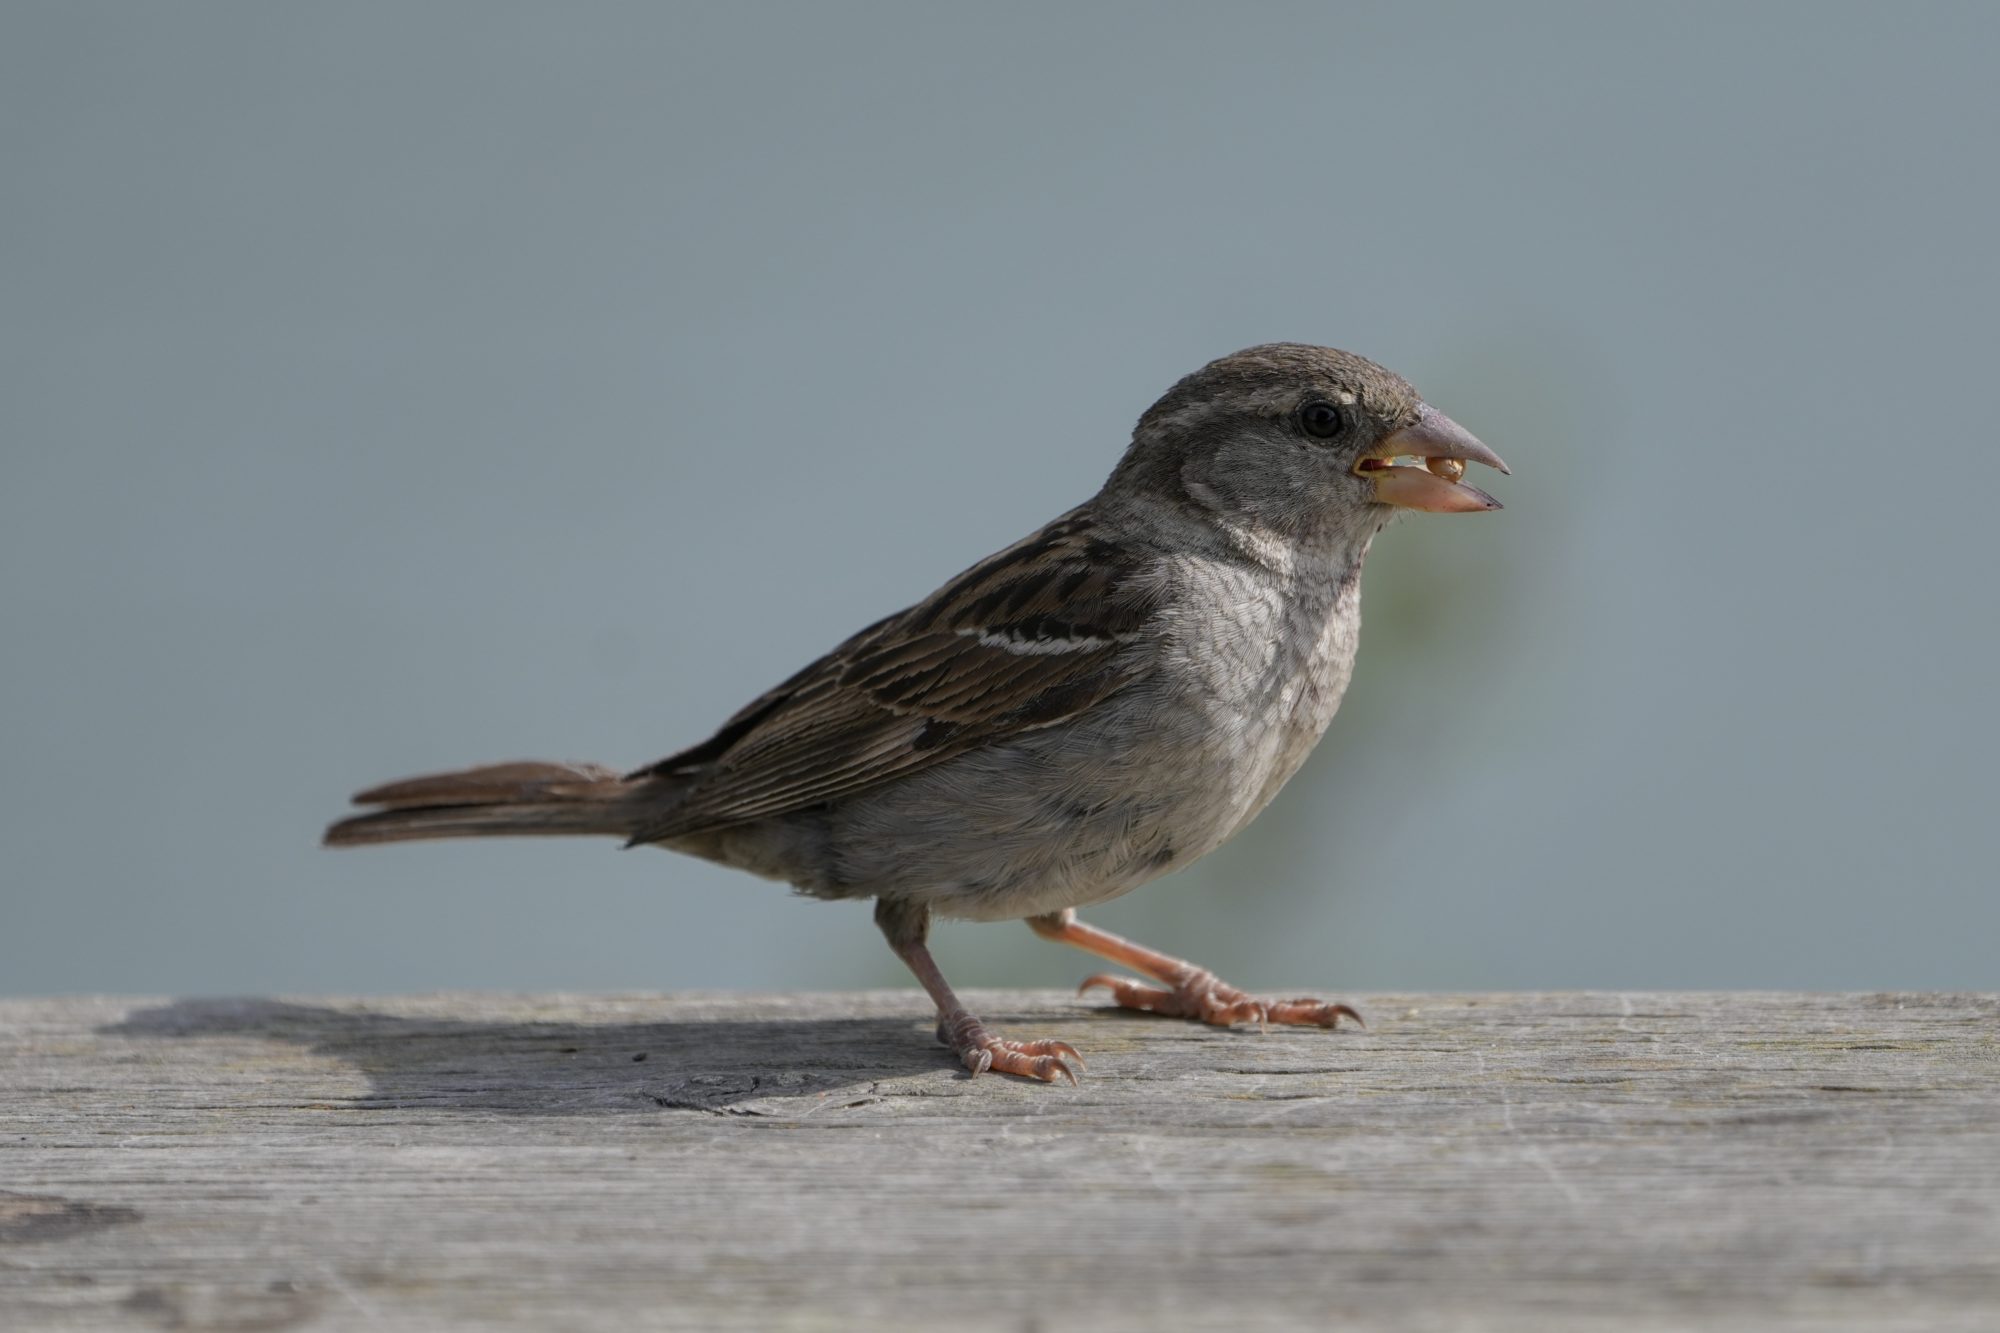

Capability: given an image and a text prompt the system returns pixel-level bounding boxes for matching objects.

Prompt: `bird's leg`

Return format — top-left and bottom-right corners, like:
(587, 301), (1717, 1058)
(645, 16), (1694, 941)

(1027, 909), (1362, 1030)
(874, 899), (1083, 1083)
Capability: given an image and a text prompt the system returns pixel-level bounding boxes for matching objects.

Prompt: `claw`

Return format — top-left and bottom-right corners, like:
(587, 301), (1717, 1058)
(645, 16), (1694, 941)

(1025, 1053), (1080, 1087)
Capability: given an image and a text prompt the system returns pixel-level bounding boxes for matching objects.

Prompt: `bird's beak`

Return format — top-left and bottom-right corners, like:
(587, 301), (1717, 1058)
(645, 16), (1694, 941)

(1353, 404), (1510, 513)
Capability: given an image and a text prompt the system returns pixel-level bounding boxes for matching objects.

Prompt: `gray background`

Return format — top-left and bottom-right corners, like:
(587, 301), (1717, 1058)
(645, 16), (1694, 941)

(5, 3), (1995, 998)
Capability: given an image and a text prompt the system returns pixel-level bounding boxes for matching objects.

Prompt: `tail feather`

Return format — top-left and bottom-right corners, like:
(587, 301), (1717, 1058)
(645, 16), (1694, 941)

(324, 760), (644, 847)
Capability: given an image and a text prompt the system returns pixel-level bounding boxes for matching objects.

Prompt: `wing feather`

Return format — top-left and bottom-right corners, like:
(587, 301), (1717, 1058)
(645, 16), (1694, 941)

(626, 507), (1158, 843)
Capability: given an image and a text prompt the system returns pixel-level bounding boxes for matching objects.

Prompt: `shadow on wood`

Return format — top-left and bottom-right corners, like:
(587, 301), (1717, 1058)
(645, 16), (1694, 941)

(100, 997), (950, 1114)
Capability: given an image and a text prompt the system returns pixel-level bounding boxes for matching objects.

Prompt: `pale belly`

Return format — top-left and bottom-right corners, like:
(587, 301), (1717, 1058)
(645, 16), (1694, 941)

(821, 560), (1364, 921)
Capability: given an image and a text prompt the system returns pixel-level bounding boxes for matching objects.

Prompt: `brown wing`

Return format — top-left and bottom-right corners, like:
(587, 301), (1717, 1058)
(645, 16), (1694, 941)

(625, 507), (1159, 843)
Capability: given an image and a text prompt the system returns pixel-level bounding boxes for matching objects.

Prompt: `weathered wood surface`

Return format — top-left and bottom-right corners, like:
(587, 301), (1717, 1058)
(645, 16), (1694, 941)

(1, 991), (1995, 1331)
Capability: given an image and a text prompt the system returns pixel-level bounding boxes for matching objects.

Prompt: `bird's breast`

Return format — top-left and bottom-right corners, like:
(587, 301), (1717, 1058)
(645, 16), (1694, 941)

(1153, 551), (1365, 849)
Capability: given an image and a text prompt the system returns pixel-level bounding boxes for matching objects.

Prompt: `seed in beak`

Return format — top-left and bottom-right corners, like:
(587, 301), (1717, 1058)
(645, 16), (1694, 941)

(1425, 457), (1466, 484)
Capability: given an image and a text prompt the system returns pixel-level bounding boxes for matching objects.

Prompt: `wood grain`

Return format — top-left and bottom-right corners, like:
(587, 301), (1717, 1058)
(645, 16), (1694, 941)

(2, 991), (1995, 1331)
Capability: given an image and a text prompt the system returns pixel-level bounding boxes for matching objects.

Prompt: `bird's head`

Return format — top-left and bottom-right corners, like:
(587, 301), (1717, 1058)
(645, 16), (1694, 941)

(1107, 343), (1508, 550)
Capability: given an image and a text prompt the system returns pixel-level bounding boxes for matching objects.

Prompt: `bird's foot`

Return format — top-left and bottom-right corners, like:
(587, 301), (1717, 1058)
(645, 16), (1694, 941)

(935, 1009), (1084, 1084)
(1080, 967), (1362, 1030)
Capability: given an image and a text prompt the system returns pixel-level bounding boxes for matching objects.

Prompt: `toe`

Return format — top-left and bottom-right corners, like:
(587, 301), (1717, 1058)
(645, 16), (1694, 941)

(983, 1043), (1080, 1085)
(1015, 1038), (1087, 1071)
(1203, 995), (1267, 1028)
(1265, 998), (1365, 1028)
(1080, 973), (1185, 1016)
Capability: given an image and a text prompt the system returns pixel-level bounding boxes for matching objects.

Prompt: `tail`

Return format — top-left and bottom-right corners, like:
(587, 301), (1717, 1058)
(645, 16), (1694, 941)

(323, 760), (646, 847)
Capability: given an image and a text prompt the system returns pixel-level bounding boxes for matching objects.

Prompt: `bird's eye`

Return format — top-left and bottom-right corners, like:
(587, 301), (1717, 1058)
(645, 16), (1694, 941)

(1299, 401), (1345, 439)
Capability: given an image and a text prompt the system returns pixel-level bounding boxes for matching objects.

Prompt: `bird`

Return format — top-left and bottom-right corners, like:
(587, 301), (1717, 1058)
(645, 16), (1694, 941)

(324, 343), (1507, 1084)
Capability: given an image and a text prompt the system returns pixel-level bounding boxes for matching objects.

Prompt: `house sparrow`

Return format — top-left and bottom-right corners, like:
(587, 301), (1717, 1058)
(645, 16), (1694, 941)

(324, 344), (1507, 1083)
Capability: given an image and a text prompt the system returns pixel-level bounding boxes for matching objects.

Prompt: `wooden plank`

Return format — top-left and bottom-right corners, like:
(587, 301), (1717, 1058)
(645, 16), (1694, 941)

(1, 991), (1995, 1331)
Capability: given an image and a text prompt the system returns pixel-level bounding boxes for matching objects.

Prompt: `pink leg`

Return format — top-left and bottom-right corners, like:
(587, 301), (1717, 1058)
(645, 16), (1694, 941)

(876, 900), (1083, 1084)
(1028, 909), (1362, 1030)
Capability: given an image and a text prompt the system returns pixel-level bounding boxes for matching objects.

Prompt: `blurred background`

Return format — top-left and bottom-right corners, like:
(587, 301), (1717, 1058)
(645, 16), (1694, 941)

(4, 2), (1996, 998)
